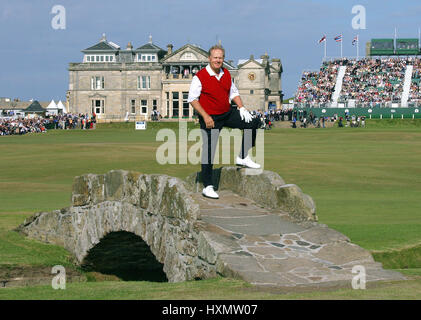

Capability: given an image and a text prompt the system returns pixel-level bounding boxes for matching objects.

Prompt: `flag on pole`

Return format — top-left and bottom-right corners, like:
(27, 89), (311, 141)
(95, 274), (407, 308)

(318, 35), (327, 58)
(334, 34), (342, 42)
(352, 35), (358, 45)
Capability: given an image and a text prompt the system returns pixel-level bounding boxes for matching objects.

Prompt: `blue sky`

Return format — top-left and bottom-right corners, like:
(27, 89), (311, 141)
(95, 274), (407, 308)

(1, 0), (421, 102)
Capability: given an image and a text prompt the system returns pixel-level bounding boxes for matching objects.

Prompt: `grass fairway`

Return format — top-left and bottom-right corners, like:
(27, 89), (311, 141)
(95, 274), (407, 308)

(0, 119), (421, 299)
(2, 276), (421, 300)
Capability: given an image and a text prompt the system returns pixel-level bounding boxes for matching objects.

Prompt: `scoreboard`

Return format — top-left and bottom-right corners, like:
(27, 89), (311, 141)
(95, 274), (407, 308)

(370, 39), (394, 56)
(368, 38), (419, 56)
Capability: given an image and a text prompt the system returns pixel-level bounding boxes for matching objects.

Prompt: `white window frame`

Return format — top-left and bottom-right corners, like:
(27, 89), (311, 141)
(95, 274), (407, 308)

(92, 76), (104, 90)
(141, 99), (148, 114)
(166, 92), (169, 116)
(139, 54), (157, 62)
(182, 92), (189, 117)
(138, 76), (151, 90)
(86, 55), (114, 63)
(130, 99), (136, 114)
(92, 99), (105, 114)
(96, 76), (101, 90)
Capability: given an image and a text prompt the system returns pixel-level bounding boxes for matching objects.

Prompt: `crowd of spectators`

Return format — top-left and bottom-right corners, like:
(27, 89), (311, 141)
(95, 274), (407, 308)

(50, 113), (97, 130)
(295, 60), (340, 103)
(0, 113), (97, 136)
(409, 58), (421, 102)
(0, 118), (48, 135)
(295, 57), (421, 105)
(248, 108), (336, 129)
(338, 113), (366, 128)
(340, 58), (407, 103)
(250, 109), (300, 129)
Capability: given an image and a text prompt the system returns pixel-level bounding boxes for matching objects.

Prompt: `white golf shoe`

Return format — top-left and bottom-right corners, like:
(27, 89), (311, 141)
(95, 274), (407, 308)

(236, 155), (261, 169)
(202, 185), (219, 199)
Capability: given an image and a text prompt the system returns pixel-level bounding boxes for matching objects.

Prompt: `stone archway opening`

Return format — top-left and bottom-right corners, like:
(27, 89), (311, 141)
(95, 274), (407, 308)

(81, 231), (168, 282)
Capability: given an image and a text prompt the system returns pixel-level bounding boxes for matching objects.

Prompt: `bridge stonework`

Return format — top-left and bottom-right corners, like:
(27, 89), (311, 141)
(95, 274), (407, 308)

(18, 168), (404, 287)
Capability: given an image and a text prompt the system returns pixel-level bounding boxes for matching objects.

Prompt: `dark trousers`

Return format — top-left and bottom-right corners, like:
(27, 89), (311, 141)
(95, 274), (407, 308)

(199, 107), (261, 188)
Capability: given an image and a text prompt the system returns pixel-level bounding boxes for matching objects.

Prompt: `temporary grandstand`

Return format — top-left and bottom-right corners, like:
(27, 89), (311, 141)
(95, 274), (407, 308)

(295, 36), (421, 112)
(295, 57), (421, 110)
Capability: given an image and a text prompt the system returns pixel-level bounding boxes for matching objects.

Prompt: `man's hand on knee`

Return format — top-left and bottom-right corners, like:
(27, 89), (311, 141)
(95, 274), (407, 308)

(204, 114), (215, 128)
(239, 107), (253, 123)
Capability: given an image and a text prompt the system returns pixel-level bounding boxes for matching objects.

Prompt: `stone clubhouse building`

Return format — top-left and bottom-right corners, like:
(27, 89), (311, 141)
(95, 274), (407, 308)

(67, 34), (283, 121)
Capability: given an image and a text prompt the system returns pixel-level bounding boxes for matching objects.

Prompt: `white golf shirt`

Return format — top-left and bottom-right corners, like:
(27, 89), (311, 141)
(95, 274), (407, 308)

(187, 64), (240, 103)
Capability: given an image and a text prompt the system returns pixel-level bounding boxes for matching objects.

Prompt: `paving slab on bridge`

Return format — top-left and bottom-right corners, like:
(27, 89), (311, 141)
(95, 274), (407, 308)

(192, 190), (405, 288)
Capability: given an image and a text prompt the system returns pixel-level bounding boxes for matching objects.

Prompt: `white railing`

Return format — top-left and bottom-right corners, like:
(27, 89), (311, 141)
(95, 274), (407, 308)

(331, 66), (347, 106)
(401, 65), (413, 107)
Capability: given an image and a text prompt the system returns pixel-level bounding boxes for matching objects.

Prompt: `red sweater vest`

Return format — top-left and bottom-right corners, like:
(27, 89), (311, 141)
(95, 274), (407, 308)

(196, 67), (232, 115)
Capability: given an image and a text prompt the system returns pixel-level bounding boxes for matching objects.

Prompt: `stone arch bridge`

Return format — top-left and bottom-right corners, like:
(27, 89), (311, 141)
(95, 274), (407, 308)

(18, 168), (404, 287)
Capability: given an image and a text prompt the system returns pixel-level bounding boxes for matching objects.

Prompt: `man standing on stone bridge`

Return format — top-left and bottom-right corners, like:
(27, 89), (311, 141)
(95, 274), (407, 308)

(188, 44), (262, 200)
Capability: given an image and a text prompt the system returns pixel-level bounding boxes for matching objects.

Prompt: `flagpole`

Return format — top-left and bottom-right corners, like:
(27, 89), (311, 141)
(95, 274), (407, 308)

(394, 27), (397, 55)
(341, 34), (343, 58)
(357, 34), (359, 59)
(324, 39), (327, 59)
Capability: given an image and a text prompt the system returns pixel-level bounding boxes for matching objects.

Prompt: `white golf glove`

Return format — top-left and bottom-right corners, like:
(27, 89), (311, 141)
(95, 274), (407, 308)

(239, 107), (253, 123)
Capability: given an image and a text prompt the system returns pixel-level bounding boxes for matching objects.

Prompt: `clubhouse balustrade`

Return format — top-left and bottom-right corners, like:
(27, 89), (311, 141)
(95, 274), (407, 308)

(164, 73), (193, 80)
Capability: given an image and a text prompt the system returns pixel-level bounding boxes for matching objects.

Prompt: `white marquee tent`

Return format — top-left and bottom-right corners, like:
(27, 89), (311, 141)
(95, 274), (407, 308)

(46, 100), (58, 115)
(56, 100), (67, 114)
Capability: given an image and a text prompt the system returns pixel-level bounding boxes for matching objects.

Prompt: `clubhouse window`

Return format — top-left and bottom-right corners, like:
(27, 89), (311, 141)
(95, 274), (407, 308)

(138, 76), (151, 89)
(141, 100), (148, 114)
(85, 55), (114, 63)
(131, 99), (136, 114)
(92, 99), (105, 114)
(166, 92), (169, 116)
(182, 92), (189, 117)
(172, 92), (179, 117)
(138, 54), (157, 62)
(91, 76), (105, 90)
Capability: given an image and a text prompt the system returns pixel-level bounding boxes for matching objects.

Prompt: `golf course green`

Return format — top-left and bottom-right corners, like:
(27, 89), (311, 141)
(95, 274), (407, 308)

(0, 119), (420, 299)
